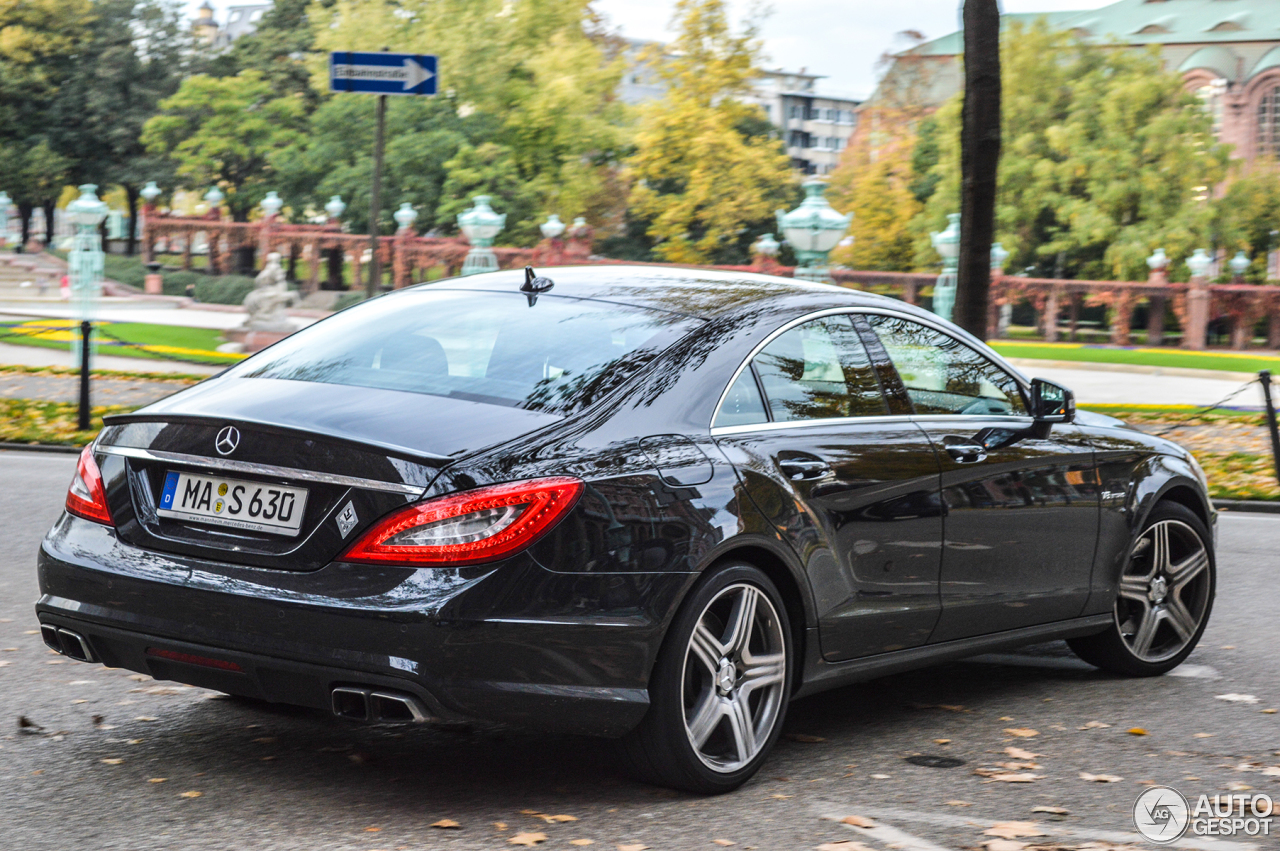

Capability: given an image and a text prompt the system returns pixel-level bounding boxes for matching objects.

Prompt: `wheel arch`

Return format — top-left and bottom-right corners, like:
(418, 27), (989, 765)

(702, 541), (812, 694)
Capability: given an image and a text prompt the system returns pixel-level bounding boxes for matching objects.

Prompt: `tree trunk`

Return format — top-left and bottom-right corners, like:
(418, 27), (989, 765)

(42, 201), (56, 247)
(954, 0), (1002, 339)
(125, 183), (139, 257)
(19, 203), (32, 248)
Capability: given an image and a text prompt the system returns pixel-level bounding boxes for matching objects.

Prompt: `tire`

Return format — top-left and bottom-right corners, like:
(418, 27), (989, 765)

(621, 562), (793, 794)
(1068, 501), (1215, 677)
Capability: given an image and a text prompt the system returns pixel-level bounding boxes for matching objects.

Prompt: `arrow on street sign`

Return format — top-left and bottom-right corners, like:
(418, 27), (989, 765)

(329, 52), (438, 96)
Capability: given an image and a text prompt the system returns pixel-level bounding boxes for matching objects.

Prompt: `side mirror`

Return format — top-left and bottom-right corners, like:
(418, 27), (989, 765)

(1031, 378), (1074, 424)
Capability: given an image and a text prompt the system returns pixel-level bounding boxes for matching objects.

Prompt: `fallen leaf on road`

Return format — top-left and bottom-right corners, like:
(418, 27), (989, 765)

(869, 774), (890, 779)
(1079, 772), (1124, 783)
(978, 771), (1040, 783)
(769, 793), (793, 799)
(17, 716), (44, 733)
(252, 737), (277, 744)
(431, 819), (461, 829)
(178, 791), (202, 798)
(616, 845), (646, 851)
(1217, 694), (1260, 705)
(997, 761), (1040, 771)
(935, 738), (952, 745)
(1080, 721), (1110, 729)
(1263, 709), (1277, 715)
(1228, 782), (1253, 792)
(101, 758), (124, 765)
(785, 733), (826, 743)
(0, 661), (10, 668)
(133, 716), (158, 722)
(1005, 747), (1039, 760)
(1262, 767), (1280, 776)
(507, 833), (547, 846)
(147, 778), (166, 783)
(983, 841), (1027, 851)
(1127, 728), (1148, 736)
(1031, 806), (1068, 815)
(1004, 728), (1039, 738)
(544, 815), (578, 823)
(364, 827), (381, 833)
(983, 822), (1046, 839)
(569, 842), (594, 847)
(817, 843), (874, 851)
(840, 816), (875, 828)
(712, 841), (735, 847)
(1194, 733), (1215, 738)
(944, 800), (972, 806)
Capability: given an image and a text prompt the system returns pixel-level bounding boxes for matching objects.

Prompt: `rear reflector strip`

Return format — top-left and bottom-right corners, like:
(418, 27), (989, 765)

(145, 647), (243, 672)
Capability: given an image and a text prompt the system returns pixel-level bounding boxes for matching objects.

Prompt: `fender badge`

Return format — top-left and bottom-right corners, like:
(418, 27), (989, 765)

(336, 501), (359, 538)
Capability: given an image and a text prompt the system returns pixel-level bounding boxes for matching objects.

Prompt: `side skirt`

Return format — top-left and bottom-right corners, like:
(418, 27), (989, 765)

(793, 614), (1112, 700)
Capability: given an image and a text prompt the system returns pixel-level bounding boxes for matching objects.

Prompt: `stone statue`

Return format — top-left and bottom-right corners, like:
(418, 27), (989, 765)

(242, 252), (296, 331)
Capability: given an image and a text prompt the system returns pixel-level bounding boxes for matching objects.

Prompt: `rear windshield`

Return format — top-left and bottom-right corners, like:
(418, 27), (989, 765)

(228, 288), (699, 416)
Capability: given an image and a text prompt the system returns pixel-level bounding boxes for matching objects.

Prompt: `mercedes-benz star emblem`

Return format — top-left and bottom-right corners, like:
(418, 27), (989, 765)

(215, 426), (241, 456)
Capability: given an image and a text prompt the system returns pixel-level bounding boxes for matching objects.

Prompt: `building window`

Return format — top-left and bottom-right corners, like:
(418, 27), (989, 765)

(1197, 82), (1224, 138)
(229, 10), (242, 21)
(250, 8), (263, 21)
(1259, 86), (1280, 158)
(790, 105), (801, 120)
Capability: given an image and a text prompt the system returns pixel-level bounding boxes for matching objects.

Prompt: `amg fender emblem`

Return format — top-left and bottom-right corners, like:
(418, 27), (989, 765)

(214, 426), (241, 456)
(336, 501), (359, 538)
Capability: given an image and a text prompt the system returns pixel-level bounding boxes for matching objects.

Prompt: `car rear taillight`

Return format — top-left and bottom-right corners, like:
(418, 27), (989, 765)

(341, 477), (583, 566)
(65, 444), (112, 526)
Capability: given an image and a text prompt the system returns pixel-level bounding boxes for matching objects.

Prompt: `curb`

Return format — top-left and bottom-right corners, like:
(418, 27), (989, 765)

(1212, 498), (1280, 514)
(0, 442), (81, 454)
(1004, 357), (1260, 384)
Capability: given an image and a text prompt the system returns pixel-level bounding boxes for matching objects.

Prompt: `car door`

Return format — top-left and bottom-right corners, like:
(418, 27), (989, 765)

(711, 312), (945, 661)
(861, 311), (1099, 643)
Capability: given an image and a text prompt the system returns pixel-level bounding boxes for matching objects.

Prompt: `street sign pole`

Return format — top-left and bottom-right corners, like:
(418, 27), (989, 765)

(329, 50), (437, 299)
(368, 93), (386, 300)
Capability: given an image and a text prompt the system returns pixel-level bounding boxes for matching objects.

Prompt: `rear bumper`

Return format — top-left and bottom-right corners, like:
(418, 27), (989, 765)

(37, 513), (695, 737)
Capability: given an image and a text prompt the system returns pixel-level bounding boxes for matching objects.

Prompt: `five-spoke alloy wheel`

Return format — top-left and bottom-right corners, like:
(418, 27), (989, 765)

(1070, 501), (1215, 676)
(622, 563), (793, 793)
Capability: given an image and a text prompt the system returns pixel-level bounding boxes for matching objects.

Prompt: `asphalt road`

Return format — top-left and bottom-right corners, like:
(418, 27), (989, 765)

(1, 449), (1277, 851)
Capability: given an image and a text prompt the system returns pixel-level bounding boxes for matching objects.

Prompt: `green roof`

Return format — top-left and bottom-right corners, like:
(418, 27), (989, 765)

(909, 0), (1280, 57)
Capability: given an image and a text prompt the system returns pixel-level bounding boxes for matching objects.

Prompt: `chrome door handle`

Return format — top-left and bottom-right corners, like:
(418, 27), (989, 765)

(945, 444), (987, 464)
(779, 460), (831, 480)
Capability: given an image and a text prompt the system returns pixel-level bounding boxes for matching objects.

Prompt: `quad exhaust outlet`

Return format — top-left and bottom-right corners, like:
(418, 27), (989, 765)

(331, 687), (435, 724)
(40, 624), (96, 662)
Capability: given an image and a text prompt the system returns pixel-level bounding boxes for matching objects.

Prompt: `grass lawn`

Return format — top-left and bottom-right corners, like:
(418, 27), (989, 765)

(0, 319), (243, 365)
(989, 340), (1280, 374)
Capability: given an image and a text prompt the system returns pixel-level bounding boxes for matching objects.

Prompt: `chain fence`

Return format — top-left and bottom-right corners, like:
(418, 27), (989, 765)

(1147, 376), (1266, 437)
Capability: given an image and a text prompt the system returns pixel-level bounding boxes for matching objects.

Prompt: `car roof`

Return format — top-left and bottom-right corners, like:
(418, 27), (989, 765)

(421, 265), (904, 320)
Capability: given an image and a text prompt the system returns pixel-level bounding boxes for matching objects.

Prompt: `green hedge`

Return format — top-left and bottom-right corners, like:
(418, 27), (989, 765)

(159, 271), (258, 305)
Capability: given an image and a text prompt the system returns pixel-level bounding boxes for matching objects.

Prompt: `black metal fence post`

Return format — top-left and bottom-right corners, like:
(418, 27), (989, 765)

(78, 323), (92, 435)
(1259, 370), (1280, 489)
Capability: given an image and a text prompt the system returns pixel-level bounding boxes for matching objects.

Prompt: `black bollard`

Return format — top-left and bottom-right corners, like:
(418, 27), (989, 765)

(78, 320), (91, 431)
(1260, 370), (1280, 489)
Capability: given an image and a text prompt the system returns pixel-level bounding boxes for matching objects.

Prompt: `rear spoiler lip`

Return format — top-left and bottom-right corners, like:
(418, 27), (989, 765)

(99, 411), (455, 468)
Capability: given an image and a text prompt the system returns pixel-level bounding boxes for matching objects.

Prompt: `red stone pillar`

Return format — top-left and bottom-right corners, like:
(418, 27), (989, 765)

(1043, 286), (1060, 343)
(1184, 278), (1210, 351)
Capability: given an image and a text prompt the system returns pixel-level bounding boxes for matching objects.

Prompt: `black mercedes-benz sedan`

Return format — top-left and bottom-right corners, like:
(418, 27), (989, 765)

(37, 266), (1215, 793)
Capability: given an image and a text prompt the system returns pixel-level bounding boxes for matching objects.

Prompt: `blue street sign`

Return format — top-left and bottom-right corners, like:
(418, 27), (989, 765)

(330, 52), (437, 96)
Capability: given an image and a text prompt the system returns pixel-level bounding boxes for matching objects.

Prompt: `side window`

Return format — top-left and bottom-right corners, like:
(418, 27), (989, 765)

(751, 315), (886, 422)
(714, 369), (768, 428)
(865, 314), (1026, 416)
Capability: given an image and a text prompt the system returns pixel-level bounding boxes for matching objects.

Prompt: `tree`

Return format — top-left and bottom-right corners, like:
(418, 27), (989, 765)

(210, 0), (328, 107)
(625, 0), (794, 263)
(955, 0), (1001, 338)
(0, 0), (93, 243)
(921, 20), (1229, 282)
(53, 0), (190, 253)
(142, 71), (307, 220)
(309, 0), (628, 235)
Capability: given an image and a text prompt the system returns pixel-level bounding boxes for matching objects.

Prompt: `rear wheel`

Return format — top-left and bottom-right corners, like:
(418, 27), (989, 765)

(1069, 501), (1214, 676)
(622, 562), (792, 793)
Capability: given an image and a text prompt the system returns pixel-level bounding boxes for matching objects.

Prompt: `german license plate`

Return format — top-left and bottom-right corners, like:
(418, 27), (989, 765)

(157, 471), (309, 536)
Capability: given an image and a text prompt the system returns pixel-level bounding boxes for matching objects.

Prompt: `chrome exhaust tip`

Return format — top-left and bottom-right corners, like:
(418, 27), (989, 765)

(331, 687), (370, 721)
(42, 626), (95, 662)
(330, 687), (435, 724)
(39, 624), (62, 653)
(369, 691), (432, 723)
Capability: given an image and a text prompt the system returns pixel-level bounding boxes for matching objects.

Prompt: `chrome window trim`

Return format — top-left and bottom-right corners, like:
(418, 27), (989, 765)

(96, 445), (427, 497)
(711, 414), (913, 437)
(707, 305), (1032, 432)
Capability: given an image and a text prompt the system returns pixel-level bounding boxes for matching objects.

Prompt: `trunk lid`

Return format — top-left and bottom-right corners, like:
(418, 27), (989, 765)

(98, 377), (562, 570)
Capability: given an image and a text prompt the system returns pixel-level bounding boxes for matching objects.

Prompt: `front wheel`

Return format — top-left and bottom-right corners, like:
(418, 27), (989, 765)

(622, 563), (793, 793)
(1069, 501), (1215, 676)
